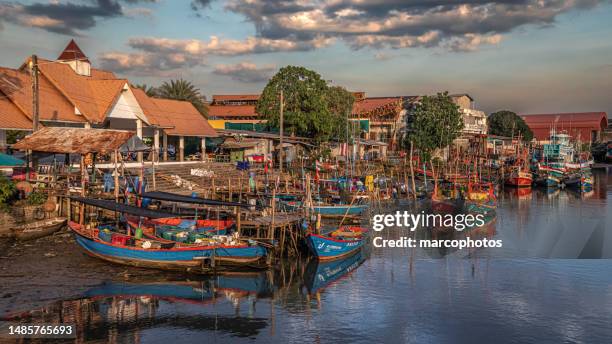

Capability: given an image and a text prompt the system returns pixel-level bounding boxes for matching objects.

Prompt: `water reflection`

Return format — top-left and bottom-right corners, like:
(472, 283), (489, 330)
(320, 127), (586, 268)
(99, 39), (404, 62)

(1, 170), (610, 343)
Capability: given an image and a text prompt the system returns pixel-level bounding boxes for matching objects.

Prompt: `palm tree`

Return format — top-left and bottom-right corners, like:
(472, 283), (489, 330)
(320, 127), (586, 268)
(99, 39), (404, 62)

(132, 83), (158, 98)
(157, 79), (208, 117)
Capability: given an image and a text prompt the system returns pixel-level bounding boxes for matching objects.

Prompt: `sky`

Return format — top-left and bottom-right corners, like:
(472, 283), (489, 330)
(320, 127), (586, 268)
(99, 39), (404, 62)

(0, 0), (611, 116)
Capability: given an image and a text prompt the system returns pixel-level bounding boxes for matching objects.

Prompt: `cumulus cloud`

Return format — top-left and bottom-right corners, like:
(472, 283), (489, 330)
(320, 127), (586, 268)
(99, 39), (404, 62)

(0, 0), (157, 35)
(223, 0), (605, 51)
(213, 62), (275, 83)
(99, 35), (333, 73)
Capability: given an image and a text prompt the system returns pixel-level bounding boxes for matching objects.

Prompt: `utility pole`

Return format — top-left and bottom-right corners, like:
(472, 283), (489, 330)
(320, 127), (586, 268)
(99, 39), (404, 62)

(27, 55), (40, 182)
(279, 89), (284, 174)
(31, 55), (39, 132)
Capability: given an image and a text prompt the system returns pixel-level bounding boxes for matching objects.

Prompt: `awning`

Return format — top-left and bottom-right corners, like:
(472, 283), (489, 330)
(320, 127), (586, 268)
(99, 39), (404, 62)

(12, 127), (144, 155)
(70, 196), (175, 218)
(0, 153), (25, 167)
(142, 191), (254, 208)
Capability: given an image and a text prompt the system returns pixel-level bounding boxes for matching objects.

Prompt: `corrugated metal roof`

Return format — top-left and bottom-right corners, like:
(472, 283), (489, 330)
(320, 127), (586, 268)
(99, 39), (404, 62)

(521, 112), (608, 128)
(12, 127), (138, 154)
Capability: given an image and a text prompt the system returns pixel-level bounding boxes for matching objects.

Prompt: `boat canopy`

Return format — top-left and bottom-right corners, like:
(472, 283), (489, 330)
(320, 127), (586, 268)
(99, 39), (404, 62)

(70, 197), (175, 218)
(142, 191), (253, 208)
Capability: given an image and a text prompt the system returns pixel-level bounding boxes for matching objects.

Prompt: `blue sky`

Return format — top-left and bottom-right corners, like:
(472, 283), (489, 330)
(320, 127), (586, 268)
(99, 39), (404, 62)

(1, 0), (611, 116)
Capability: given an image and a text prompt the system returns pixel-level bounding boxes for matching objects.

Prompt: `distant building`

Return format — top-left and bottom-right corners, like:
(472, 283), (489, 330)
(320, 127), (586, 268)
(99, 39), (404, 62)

(449, 94), (487, 135)
(207, 94), (265, 131)
(520, 112), (608, 142)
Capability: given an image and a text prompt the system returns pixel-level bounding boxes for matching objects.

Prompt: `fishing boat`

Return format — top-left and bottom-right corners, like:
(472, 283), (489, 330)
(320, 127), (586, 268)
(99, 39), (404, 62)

(465, 182), (496, 215)
(127, 217), (234, 240)
(306, 226), (367, 260)
(505, 168), (532, 187)
(282, 200), (368, 216)
(12, 217), (67, 241)
(430, 183), (463, 213)
(70, 221), (268, 273)
(564, 172), (593, 191)
(535, 163), (565, 188)
(68, 197), (267, 273)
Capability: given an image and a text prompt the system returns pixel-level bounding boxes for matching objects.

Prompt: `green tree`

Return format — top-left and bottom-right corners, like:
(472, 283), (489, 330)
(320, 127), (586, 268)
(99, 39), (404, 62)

(325, 86), (356, 139)
(132, 83), (158, 98)
(157, 79), (208, 117)
(406, 92), (464, 160)
(256, 66), (352, 143)
(488, 110), (533, 141)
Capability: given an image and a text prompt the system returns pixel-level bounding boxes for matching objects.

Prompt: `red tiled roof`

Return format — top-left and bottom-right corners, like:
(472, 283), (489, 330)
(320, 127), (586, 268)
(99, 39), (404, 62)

(132, 87), (173, 129)
(57, 39), (89, 63)
(352, 97), (401, 115)
(212, 94), (259, 102)
(0, 94), (32, 130)
(36, 60), (126, 123)
(0, 66), (85, 123)
(209, 105), (258, 118)
(152, 98), (218, 137)
(88, 79), (128, 120)
(90, 68), (117, 80)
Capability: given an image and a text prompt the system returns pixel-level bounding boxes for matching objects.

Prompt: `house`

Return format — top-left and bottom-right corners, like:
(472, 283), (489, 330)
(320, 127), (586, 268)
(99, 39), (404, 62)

(351, 93), (409, 151)
(520, 112), (608, 142)
(0, 39), (218, 160)
(449, 94), (487, 135)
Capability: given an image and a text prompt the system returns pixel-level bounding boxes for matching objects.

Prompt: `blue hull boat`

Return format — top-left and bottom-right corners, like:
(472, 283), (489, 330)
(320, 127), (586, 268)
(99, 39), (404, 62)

(70, 222), (267, 273)
(283, 201), (368, 216)
(306, 226), (367, 260)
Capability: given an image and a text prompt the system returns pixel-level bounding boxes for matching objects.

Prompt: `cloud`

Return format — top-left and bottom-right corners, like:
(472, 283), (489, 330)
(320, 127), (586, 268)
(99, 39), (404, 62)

(191, 0), (214, 11)
(213, 62), (275, 83)
(223, 0), (605, 52)
(99, 35), (333, 74)
(0, 0), (157, 35)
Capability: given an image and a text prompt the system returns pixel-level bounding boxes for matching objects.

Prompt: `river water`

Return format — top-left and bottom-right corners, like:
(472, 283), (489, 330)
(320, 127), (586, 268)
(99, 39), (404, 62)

(1, 169), (611, 343)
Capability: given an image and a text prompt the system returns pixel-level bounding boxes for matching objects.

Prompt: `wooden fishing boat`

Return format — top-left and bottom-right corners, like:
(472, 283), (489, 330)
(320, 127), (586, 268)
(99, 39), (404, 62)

(505, 169), (532, 187)
(306, 226), (367, 261)
(431, 183), (462, 213)
(128, 217), (234, 237)
(564, 172), (593, 191)
(283, 201), (368, 216)
(12, 217), (67, 241)
(465, 182), (496, 215)
(69, 221), (268, 273)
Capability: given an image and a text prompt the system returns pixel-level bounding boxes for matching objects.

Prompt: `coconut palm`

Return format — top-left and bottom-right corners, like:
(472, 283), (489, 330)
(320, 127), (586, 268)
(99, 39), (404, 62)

(132, 83), (158, 98)
(156, 79), (208, 117)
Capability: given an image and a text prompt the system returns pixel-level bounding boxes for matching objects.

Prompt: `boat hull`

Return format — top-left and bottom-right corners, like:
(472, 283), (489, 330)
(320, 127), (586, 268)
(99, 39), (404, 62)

(306, 234), (363, 261)
(13, 217), (67, 241)
(505, 177), (532, 187)
(70, 222), (267, 273)
(283, 201), (368, 216)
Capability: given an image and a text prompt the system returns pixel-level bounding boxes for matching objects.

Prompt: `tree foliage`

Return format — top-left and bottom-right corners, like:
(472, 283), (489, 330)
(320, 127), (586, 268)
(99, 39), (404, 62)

(157, 79), (208, 117)
(0, 175), (16, 205)
(406, 92), (464, 160)
(133, 83), (158, 98)
(256, 66), (354, 143)
(488, 110), (533, 141)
